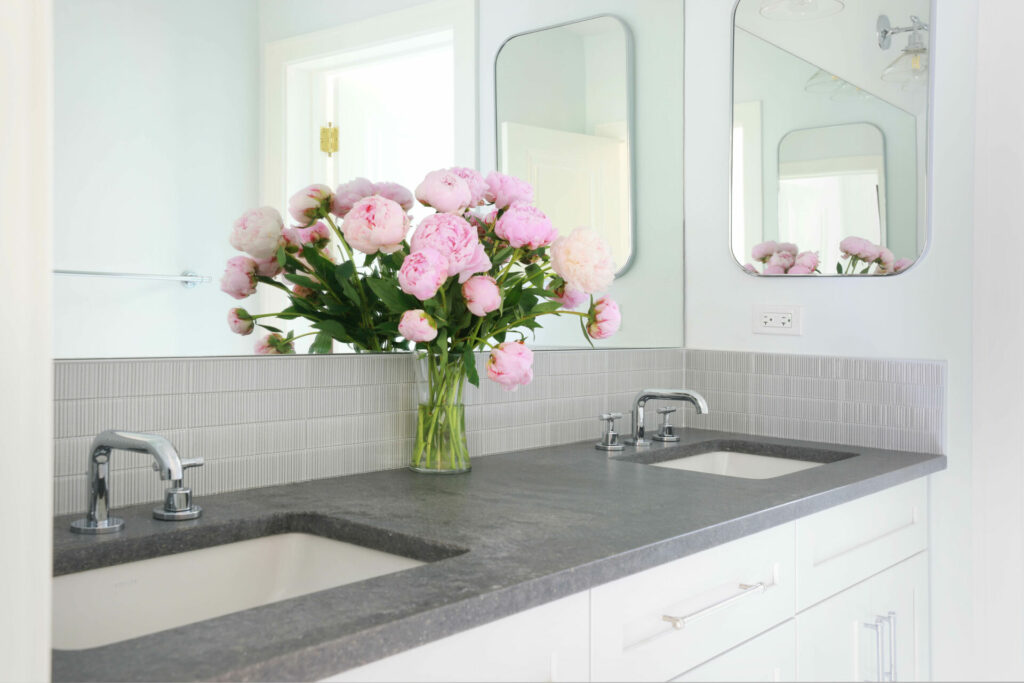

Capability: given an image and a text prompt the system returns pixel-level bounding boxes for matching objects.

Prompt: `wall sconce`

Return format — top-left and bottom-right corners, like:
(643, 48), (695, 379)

(877, 15), (929, 87)
(760, 0), (845, 21)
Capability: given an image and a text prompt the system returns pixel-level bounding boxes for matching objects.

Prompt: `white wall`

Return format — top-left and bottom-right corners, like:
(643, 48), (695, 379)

(971, 1), (1024, 679)
(480, 0), (685, 349)
(53, 0), (259, 358)
(685, 0), (977, 678)
(0, 0), (53, 679)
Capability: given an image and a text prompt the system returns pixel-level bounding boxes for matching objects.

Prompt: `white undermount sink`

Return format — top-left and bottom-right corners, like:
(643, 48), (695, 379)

(53, 532), (424, 650)
(651, 451), (823, 479)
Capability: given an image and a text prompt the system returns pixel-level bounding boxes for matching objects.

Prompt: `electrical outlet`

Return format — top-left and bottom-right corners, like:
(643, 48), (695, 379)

(753, 305), (802, 336)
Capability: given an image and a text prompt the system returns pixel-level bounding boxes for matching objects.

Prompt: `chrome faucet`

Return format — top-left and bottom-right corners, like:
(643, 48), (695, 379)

(71, 430), (204, 535)
(628, 389), (709, 447)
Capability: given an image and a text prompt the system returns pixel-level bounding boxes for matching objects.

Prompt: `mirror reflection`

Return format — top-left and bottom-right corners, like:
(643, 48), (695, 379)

(495, 16), (634, 274)
(731, 0), (930, 276)
(52, 1), (674, 359)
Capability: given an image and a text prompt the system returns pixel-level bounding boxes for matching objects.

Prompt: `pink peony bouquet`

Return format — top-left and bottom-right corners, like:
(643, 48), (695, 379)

(223, 168), (619, 472)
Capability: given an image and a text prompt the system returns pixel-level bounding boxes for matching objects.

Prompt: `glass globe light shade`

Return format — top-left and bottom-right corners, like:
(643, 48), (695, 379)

(760, 0), (845, 21)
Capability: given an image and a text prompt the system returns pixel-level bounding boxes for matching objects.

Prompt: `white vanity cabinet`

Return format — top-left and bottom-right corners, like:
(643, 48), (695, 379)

(323, 479), (931, 683)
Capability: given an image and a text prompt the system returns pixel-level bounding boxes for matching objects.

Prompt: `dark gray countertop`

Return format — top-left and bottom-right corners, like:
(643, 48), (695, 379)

(52, 429), (945, 682)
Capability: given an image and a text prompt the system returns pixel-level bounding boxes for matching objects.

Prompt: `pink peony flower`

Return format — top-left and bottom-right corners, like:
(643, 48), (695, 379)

(876, 248), (896, 273)
(230, 207), (284, 260)
(253, 256), (283, 278)
(331, 177), (376, 218)
(839, 236), (881, 262)
(220, 256), (258, 299)
(372, 181), (414, 212)
(763, 264), (786, 275)
(485, 171), (533, 209)
(291, 284), (316, 299)
(777, 242), (799, 256)
(398, 309), (438, 343)
(398, 247), (449, 301)
(787, 265), (813, 275)
(751, 241), (778, 262)
(552, 282), (588, 310)
(767, 252), (795, 271)
(449, 167), (489, 207)
(415, 169), (472, 214)
(550, 227), (615, 294)
(495, 204), (558, 250)
(289, 184), (333, 227)
(587, 297), (621, 340)
(462, 275), (502, 317)
(893, 258), (914, 273)
(487, 341), (534, 391)
(743, 263), (758, 274)
(410, 213), (491, 283)
(341, 195), (410, 255)
(254, 333), (293, 355)
(227, 308), (254, 335)
(284, 220), (331, 249)
(794, 251), (819, 271)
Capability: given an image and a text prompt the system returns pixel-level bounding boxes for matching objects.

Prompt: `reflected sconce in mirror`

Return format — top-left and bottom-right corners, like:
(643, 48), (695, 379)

(759, 0), (844, 22)
(877, 15), (929, 87)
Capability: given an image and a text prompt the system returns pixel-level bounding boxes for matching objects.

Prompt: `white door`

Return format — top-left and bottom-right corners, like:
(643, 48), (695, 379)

(796, 552), (929, 682)
(501, 121), (630, 269)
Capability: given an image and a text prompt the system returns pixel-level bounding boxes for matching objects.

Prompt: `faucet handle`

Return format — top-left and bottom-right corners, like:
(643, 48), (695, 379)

(596, 413), (625, 452)
(653, 406), (681, 443)
(153, 457), (203, 522)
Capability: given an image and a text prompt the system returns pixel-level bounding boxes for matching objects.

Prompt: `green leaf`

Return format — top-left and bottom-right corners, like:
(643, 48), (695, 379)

(256, 324), (282, 333)
(309, 331), (334, 355)
(313, 319), (353, 343)
(462, 347), (480, 387)
(284, 273), (322, 290)
(836, 262), (844, 275)
(365, 277), (416, 314)
(530, 301), (564, 316)
(859, 266), (871, 274)
(276, 244), (287, 267)
(335, 260), (356, 280)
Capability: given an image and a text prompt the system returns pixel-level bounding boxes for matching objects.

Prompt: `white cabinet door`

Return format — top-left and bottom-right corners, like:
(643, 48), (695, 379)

(323, 591), (590, 682)
(673, 620), (797, 682)
(796, 552), (929, 682)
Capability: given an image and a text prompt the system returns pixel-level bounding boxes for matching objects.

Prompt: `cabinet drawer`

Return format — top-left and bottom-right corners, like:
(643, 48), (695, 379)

(672, 620), (796, 682)
(796, 479), (927, 610)
(591, 523), (796, 682)
(323, 592), (590, 682)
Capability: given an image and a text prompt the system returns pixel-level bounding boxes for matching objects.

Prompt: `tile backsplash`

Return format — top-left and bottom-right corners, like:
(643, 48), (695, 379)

(52, 349), (945, 515)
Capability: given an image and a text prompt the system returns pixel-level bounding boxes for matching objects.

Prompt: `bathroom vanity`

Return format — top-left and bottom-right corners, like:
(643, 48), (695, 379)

(52, 429), (943, 682)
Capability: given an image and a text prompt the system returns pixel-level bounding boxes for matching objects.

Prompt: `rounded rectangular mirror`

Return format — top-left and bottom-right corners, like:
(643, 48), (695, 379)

(731, 0), (932, 276)
(495, 15), (635, 275)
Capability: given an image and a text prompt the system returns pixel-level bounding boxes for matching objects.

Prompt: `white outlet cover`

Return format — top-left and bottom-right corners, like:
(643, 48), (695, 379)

(752, 305), (803, 335)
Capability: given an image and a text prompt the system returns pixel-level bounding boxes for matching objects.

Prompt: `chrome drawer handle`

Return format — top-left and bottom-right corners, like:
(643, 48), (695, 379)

(661, 582), (768, 630)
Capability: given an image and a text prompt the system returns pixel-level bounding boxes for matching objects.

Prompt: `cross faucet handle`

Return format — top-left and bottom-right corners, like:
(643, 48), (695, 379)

(596, 413), (625, 452)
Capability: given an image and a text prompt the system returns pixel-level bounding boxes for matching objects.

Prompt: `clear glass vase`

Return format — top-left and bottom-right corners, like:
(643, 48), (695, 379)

(410, 352), (471, 474)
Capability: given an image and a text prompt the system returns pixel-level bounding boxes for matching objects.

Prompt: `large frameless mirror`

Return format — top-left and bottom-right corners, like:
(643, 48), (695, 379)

(495, 16), (635, 275)
(731, 0), (932, 276)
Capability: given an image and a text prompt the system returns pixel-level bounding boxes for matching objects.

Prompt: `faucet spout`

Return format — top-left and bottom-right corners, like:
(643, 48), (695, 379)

(629, 389), (708, 447)
(90, 430), (185, 481)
